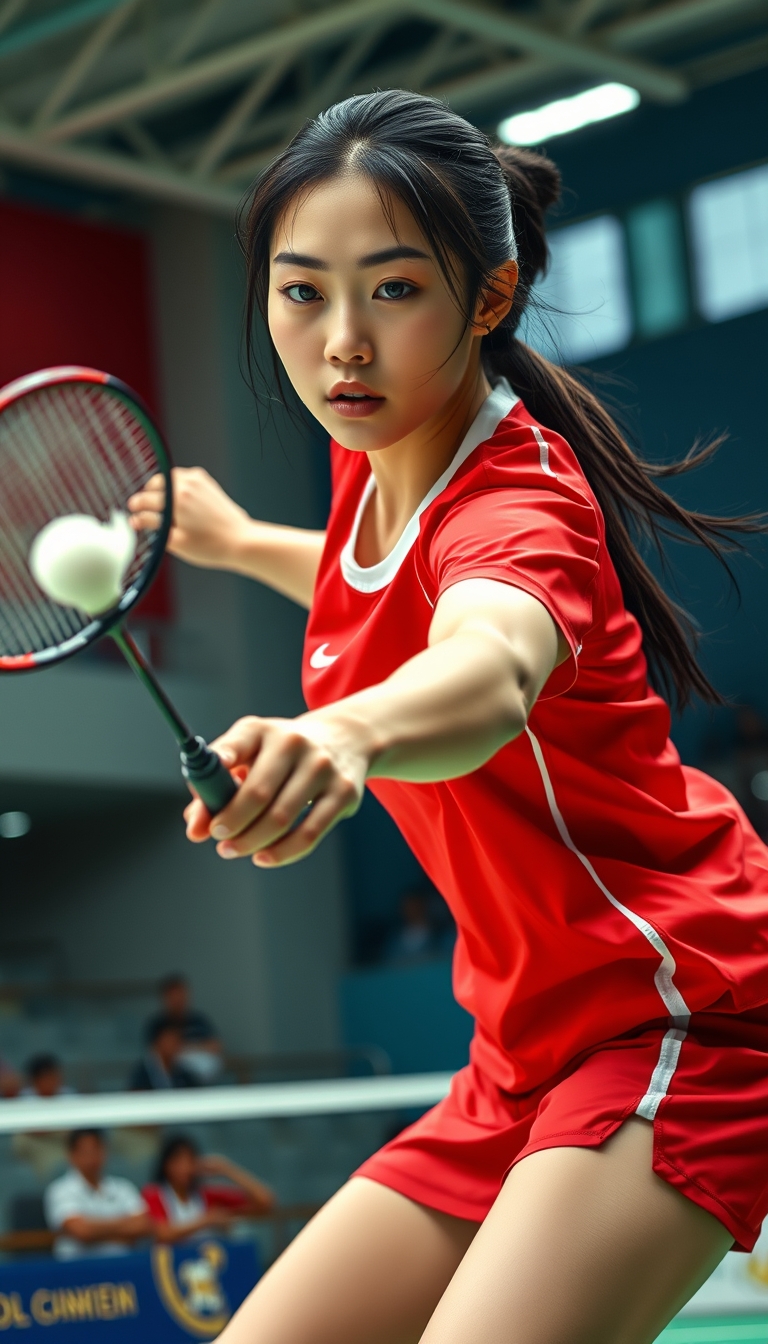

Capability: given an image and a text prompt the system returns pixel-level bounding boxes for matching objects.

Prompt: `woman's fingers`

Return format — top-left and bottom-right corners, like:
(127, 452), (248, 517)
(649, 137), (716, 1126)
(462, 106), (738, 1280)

(254, 790), (353, 867)
(183, 714), (366, 865)
(211, 736), (302, 846)
(129, 508), (163, 531)
(184, 796), (213, 841)
(207, 717), (266, 770)
(215, 755), (332, 856)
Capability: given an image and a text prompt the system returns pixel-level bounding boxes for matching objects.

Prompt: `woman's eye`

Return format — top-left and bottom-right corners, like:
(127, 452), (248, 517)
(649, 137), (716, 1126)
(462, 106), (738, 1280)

(284, 283), (321, 303)
(374, 280), (416, 301)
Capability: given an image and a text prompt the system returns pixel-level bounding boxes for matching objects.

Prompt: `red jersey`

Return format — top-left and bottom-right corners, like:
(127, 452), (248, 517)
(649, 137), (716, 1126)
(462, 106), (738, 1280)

(142, 1183), (247, 1224)
(303, 380), (768, 1106)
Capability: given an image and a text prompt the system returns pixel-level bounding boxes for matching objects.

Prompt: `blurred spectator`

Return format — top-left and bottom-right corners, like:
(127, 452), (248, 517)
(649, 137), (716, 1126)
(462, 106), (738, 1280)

(12, 1054), (76, 1178)
(128, 1017), (200, 1091)
(44, 1129), (153, 1259)
(382, 888), (456, 965)
(21, 1053), (75, 1098)
(142, 1135), (274, 1243)
(0, 1057), (20, 1098)
(145, 974), (222, 1083)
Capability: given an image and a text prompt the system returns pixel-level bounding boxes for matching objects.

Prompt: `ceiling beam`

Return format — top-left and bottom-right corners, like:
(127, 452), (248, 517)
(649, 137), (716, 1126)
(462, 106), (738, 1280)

(39, 0), (688, 147)
(605, 0), (768, 49)
(193, 54), (294, 176)
(0, 0), (126, 62)
(33, 0), (139, 129)
(164, 0), (229, 69)
(0, 0), (28, 41)
(410, 0), (686, 100)
(0, 117), (240, 212)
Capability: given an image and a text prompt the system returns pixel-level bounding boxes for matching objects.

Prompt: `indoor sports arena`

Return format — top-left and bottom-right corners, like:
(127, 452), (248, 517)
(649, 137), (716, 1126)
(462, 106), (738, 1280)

(0, 1), (766, 1341)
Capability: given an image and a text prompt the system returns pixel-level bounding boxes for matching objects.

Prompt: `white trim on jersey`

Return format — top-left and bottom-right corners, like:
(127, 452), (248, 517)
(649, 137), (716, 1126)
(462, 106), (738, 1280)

(524, 725), (691, 1122)
(535, 427), (559, 481)
(340, 379), (519, 594)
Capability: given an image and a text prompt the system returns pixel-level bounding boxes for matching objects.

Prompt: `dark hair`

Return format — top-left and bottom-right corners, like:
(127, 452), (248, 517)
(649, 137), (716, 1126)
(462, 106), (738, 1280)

(27, 1053), (60, 1080)
(146, 1015), (182, 1045)
(68, 1128), (104, 1151)
(240, 88), (765, 707)
(155, 1133), (199, 1185)
(159, 972), (187, 995)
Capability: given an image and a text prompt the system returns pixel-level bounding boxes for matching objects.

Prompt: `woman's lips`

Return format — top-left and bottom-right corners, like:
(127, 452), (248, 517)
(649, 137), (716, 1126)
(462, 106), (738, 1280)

(327, 394), (385, 418)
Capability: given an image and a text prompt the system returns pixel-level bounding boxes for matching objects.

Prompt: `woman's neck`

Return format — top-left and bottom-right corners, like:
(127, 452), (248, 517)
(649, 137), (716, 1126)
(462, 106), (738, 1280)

(167, 1181), (191, 1201)
(357, 357), (491, 568)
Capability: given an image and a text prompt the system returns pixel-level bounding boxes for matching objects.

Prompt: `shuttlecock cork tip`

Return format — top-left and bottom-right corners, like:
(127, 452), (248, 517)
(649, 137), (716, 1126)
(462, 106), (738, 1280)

(30, 512), (137, 616)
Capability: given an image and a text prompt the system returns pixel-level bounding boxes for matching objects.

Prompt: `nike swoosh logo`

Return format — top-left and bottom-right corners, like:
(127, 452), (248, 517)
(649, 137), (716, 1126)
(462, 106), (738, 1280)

(309, 642), (339, 670)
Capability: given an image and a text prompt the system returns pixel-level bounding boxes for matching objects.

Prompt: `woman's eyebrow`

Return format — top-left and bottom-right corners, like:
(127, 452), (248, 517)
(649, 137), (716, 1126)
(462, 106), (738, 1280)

(273, 250), (328, 269)
(358, 246), (430, 267)
(272, 245), (430, 270)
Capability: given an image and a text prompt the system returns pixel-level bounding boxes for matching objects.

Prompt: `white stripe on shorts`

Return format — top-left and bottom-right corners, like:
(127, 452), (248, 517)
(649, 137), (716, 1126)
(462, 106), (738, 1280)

(525, 726), (690, 1121)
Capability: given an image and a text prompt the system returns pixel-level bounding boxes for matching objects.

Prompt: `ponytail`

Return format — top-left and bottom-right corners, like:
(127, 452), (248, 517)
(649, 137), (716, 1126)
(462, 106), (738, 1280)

(485, 142), (765, 708)
(241, 89), (766, 707)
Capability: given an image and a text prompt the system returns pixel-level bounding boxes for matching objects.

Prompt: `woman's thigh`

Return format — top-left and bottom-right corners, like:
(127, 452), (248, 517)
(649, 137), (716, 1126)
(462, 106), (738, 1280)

(217, 1176), (478, 1344)
(420, 1117), (734, 1344)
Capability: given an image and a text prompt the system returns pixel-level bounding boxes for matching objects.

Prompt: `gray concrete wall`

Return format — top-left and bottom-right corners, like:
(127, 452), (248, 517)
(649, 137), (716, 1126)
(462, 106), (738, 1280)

(0, 203), (348, 1059)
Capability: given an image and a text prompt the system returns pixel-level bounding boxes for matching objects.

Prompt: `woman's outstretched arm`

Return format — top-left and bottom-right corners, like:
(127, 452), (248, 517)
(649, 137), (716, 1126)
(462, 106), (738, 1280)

(128, 468), (325, 610)
(183, 578), (568, 866)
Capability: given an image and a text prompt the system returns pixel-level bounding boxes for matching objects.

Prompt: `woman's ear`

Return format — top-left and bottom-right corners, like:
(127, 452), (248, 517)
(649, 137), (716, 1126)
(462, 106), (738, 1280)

(473, 261), (518, 334)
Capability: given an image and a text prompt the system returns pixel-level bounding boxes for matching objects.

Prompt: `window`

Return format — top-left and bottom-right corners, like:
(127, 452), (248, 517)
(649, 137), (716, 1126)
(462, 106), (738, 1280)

(688, 164), (768, 323)
(522, 215), (633, 364)
(626, 199), (689, 338)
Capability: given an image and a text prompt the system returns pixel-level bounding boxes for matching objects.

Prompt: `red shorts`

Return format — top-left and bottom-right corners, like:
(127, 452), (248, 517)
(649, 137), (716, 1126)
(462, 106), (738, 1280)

(356, 1012), (768, 1252)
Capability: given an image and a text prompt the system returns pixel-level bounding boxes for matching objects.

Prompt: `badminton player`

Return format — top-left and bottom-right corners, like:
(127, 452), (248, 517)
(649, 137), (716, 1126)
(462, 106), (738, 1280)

(129, 90), (768, 1343)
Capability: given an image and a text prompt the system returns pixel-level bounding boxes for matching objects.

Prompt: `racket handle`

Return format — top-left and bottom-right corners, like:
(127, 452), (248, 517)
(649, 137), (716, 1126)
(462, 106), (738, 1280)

(180, 736), (239, 814)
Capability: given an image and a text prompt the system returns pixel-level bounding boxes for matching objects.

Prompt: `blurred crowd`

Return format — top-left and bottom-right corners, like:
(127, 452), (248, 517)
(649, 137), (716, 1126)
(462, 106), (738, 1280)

(0, 972), (276, 1256)
(45, 1129), (273, 1259)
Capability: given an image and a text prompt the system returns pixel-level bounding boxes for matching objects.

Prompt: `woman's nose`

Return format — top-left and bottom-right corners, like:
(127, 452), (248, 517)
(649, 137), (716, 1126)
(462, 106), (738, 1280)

(324, 310), (373, 365)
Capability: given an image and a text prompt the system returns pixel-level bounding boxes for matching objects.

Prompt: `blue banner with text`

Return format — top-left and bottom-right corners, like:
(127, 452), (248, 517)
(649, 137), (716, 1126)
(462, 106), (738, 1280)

(0, 1240), (261, 1338)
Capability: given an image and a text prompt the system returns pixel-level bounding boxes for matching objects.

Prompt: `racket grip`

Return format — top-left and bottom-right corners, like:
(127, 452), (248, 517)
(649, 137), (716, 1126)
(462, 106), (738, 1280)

(180, 736), (239, 814)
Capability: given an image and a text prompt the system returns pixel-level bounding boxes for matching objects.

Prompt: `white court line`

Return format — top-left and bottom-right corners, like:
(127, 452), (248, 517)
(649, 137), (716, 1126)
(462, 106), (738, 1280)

(659, 1327), (768, 1342)
(0, 1073), (454, 1133)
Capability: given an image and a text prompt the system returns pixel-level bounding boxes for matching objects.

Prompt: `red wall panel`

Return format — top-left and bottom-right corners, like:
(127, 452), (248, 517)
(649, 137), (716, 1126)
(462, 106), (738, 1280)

(0, 197), (171, 619)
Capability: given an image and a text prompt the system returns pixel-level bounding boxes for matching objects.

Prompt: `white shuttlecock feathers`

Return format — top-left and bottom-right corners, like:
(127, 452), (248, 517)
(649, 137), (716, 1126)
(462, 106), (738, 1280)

(29, 511), (137, 616)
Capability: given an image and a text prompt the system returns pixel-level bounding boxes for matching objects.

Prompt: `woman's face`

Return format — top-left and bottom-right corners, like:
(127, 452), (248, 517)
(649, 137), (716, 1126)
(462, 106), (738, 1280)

(165, 1145), (197, 1192)
(267, 173), (482, 453)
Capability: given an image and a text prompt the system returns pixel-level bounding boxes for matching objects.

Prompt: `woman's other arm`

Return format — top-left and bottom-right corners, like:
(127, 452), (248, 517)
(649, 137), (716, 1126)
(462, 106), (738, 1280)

(128, 468), (325, 610)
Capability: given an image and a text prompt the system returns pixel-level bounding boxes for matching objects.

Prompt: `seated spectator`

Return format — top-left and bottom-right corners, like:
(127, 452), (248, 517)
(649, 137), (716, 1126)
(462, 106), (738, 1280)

(143, 1135), (274, 1243)
(383, 888), (456, 965)
(145, 975), (222, 1083)
(44, 1129), (153, 1259)
(128, 1018), (200, 1091)
(12, 1054), (76, 1178)
(21, 1053), (75, 1098)
(0, 1056), (20, 1098)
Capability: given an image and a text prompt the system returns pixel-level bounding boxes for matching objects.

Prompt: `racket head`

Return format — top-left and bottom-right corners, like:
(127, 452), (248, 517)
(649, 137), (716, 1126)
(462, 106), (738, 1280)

(0, 366), (172, 671)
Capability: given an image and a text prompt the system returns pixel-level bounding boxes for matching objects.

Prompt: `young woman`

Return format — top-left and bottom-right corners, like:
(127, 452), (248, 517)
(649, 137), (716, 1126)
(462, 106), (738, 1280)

(142, 1135), (274, 1243)
(129, 90), (768, 1343)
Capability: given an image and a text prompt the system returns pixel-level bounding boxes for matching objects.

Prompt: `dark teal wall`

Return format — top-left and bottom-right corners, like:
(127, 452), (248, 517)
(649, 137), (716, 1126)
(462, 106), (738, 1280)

(341, 68), (768, 952)
(549, 68), (768, 765)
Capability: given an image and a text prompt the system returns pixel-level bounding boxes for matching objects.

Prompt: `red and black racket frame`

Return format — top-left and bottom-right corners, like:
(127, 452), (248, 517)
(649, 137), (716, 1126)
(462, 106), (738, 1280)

(0, 365), (238, 815)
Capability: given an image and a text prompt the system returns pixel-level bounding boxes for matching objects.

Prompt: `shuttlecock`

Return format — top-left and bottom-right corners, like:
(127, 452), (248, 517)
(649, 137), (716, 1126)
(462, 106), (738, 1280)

(30, 511), (137, 616)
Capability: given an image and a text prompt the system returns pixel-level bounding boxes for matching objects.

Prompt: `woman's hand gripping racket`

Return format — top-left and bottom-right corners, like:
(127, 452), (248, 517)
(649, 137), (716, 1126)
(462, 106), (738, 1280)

(0, 366), (238, 815)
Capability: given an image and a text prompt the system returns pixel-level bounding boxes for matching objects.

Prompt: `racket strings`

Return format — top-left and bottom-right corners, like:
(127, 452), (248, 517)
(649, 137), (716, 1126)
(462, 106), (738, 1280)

(0, 382), (163, 657)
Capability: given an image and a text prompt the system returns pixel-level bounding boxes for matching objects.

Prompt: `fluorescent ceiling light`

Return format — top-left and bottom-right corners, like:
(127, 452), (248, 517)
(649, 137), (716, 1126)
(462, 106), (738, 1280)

(0, 810), (31, 839)
(498, 83), (640, 146)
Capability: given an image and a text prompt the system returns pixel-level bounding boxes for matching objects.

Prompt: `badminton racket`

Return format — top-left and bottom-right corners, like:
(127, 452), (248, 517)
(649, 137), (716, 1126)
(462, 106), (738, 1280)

(0, 365), (238, 814)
